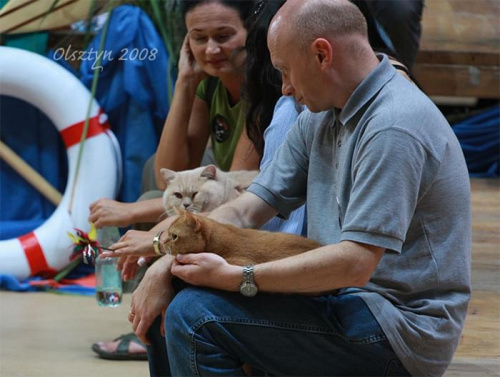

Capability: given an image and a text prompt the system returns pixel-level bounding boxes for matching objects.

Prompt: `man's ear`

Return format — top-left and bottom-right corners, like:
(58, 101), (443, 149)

(312, 38), (332, 67)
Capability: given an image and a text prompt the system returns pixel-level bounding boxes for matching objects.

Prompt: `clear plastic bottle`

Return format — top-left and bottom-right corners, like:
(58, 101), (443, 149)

(95, 227), (122, 307)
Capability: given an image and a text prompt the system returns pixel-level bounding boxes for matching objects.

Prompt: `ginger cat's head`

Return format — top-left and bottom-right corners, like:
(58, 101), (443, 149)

(163, 209), (207, 256)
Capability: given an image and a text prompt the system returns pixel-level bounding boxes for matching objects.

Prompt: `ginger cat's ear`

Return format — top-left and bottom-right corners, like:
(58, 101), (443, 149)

(175, 207), (186, 216)
(161, 168), (176, 185)
(200, 165), (217, 180)
(184, 210), (202, 233)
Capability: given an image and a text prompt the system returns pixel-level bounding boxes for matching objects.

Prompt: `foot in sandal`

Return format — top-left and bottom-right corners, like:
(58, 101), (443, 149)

(92, 333), (147, 361)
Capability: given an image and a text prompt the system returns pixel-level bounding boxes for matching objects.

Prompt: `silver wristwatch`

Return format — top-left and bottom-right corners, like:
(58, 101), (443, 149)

(239, 265), (258, 297)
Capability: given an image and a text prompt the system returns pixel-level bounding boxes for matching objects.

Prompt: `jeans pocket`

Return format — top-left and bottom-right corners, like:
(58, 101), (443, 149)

(328, 294), (387, 344)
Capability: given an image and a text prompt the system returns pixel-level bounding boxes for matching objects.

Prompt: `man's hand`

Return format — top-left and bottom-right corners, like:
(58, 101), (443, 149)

(89, 198), (134, 228)
(129, 255), (175, 345)
(171, 253), (241, 292)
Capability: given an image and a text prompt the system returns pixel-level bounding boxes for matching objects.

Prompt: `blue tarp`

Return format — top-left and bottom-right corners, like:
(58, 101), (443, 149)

(452, 106), (500, 178)
(79, 4), (174, 203)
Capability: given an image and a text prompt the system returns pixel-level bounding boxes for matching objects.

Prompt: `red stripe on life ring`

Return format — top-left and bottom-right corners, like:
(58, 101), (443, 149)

(60, 110), (109, 149)
(19, 232), (54, 276)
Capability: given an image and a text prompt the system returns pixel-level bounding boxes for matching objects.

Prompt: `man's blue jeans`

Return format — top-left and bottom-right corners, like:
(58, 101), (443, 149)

(147, 287), (410, 376)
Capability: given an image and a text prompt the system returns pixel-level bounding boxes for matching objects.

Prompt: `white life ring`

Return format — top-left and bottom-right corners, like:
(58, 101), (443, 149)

(0, 46), (122, 280)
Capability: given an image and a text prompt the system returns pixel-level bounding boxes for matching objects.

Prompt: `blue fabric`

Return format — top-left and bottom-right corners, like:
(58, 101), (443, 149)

(452, 106), (500, 177)
(0, 263), (96, 296)
(259, 96), (307, 235)
(79, 4), (175, 202)
(0, 96), (68, 240)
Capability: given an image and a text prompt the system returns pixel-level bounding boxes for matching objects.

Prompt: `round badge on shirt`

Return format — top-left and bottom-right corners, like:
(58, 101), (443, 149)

(212, 114), (231, 143)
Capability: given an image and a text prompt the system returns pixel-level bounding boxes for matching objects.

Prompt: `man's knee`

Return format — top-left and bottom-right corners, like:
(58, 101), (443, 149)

(165, 287), (223, 337)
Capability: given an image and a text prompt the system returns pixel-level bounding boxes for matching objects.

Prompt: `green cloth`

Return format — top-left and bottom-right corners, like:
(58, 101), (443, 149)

(196, 78), (245, 171)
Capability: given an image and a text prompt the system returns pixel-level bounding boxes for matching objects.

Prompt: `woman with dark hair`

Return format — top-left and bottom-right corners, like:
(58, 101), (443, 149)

(243, 0), (307, 236)
(242, 0), (284, 158)
(154, 0), (258, 185)
(90, 0), (259, 361)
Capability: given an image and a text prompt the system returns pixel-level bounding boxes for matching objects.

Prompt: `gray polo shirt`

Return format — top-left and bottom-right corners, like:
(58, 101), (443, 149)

(248, 55), (471, 376)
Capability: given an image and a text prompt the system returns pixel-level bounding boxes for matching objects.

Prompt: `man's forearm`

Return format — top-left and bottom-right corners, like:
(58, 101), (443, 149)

(254, 241), (384, 294)
(208, 192), (277, 229)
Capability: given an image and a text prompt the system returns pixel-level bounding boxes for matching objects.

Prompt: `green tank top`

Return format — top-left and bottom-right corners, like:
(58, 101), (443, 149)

(196, 77), (245, 171)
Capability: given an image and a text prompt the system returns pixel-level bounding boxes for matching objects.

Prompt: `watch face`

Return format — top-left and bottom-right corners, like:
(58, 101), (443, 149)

(240, 282), (258, 297)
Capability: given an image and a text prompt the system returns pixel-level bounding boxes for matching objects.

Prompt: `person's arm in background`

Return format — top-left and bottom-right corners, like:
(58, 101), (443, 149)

(229, 125), (261, 171)
(154, 36), (211, 189)
(89, 197), (165, 228)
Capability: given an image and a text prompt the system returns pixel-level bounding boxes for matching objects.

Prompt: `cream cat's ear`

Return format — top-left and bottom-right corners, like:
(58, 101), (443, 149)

(200, 165), (217, 180)
(160, 168), (176, 185)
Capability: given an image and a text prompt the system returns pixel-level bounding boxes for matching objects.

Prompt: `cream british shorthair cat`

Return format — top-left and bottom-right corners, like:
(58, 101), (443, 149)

(162, 209), (322, 266)
(161, 165), (258, 217)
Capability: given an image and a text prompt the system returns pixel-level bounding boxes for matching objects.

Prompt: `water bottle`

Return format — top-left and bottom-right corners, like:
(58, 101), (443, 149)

(95, 227), (122, 307)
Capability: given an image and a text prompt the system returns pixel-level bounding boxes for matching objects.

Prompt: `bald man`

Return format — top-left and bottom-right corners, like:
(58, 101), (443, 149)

(142, 1), (471, 375)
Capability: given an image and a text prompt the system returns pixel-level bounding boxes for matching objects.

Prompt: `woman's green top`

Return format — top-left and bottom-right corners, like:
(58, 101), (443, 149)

(196, 77), (245, 171)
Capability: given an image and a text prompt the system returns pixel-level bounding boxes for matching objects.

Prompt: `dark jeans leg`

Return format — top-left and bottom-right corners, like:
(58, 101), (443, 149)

(163, 288), (410, 376)
(147, 316), (170, 377)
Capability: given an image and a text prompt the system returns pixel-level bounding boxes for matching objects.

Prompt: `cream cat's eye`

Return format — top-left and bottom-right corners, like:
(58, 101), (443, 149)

(192, 192), (198, 199)
(174, 192), (182, 199)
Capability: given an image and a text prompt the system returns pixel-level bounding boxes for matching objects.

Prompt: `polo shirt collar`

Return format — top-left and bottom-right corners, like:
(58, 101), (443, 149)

(336, 54), (396, 126)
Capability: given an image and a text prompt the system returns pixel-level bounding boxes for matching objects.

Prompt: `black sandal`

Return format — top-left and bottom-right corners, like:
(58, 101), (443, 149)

(92, 333), (148, 361)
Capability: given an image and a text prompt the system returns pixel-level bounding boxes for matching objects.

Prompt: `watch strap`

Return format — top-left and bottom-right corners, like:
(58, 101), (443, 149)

(242, 265), (254, 283)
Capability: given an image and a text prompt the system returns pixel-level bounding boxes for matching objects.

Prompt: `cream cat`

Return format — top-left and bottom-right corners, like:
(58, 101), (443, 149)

(163, 209), (322, 266)
(161, 165), (258, 217)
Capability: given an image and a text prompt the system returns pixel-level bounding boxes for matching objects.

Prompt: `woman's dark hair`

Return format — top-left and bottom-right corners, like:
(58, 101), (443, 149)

(243, 0), (286, 157)
(179, 0), (255, 21)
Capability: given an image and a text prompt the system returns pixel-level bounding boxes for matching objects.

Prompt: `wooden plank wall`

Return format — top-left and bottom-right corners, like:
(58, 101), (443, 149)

(414, 0), (500, 98)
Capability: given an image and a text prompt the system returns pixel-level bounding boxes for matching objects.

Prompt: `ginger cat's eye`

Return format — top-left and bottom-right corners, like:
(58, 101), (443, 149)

(174, 192), (182, 199)
(171, 234), (178, 241)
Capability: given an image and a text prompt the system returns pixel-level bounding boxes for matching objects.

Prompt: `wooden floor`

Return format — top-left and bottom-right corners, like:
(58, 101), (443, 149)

(0, 178), (498, 377)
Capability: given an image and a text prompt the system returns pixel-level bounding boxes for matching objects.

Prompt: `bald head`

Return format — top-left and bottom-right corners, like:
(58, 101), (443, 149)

(267, 0), (378, 110)
(269, 0), (368, 49)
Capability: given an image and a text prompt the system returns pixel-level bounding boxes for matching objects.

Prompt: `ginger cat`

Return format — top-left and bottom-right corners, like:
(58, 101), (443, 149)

(162, 209), (321, 266)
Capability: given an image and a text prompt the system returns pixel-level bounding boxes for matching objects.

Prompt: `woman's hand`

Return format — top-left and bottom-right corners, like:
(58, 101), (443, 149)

(116, 255), (154, 282)
(178, 34), (206, 83)
(89, 198), (134, 228)
(100, 230), (158, 258)
(171, 253), (241, 292)
(129, 256), (175, 345)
